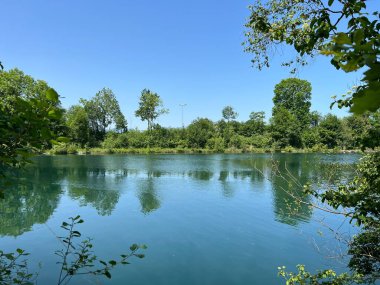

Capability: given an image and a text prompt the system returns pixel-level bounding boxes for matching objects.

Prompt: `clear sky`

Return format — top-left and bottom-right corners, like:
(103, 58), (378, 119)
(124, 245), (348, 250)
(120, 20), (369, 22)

(0, 0), (370, 129)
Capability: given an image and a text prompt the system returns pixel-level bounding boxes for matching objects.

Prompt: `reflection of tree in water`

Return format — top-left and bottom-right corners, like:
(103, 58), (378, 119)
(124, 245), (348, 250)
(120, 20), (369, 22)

(137, 171), (161, 214)
(187, 170), (213, 181)
(65, 166), (121, 216)
(0, 165), (63, 237)
(218, 171), (234, 198)
(270, 155), (314, 226)
(230, 156), (267, 184)
(68, 186), (120, 216)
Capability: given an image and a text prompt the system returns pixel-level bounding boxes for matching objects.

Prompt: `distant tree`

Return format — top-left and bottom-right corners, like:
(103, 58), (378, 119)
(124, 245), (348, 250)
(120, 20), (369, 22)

(271, 78), (312, 148)
(186, 118), (215, 148)
(273, 78), (312, 128)
(65, 105), (90, 147)
(222, 106), (238, 123)
(80, 88), (126, 143)
(318, 114), (344, 148)
(135, 89), (168, 131)
(270, 106), (300, 148)
(241, 111), (266, 136)
(309, 111), (322, 128)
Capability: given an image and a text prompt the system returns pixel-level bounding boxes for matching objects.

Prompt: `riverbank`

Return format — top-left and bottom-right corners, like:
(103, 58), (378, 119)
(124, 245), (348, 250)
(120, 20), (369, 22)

(46, 144), (367, 155)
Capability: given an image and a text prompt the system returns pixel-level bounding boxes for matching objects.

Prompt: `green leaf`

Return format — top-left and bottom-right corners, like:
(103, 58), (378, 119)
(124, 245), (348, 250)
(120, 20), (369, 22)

(46, 88), (59, 101)
(334, 33), (351, 45)
(108, 260), (117, 266)
(328, 0), (334, 6)
(105, 270), (111, 279)
(57, 137), (70, 143)
(129, 244), (138, 251)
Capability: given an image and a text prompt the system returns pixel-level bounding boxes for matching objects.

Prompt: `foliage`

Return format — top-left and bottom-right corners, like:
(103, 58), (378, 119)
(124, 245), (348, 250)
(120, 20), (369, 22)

(244, 0), (380, 114)
(318, 114), (344, 148)
(278, 265), (364, 285)
(56, 215), (146, 284)
(206, 137), (225, 152)
(0, 249), (35, 285)
(186, 118), (215, 148)
(222, 106), (238, 122)
(0, 216), (146, 285)
(273, 78), (312, 127)
(240, 111), (266, 136)
(135, 89), (168, 131)
(80, 88), (126, 143)
(0, 69), (64, 179)
(270, 106), (300, 148)
(65, 105), (90, 147)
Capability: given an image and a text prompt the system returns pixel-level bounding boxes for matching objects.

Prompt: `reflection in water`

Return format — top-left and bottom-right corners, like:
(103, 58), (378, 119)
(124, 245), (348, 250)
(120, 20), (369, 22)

(137, 178), (161, 214)
(0, 166), (64, 237)
(0, 154), (359, 237)
(68, 186), (120, 216)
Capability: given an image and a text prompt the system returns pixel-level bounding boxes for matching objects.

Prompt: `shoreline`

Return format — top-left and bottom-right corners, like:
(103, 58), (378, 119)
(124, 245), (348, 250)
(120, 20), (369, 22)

(45, 147), (367, 156)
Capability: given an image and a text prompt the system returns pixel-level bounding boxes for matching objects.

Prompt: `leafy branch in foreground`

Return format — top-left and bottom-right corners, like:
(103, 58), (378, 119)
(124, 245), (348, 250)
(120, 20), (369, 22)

(0, 216), (146, 285)
(244, 0), (380, 114)
(0, 249), (36, 285)
(56, 215), (146, 285)
(278, 265), (364, 285)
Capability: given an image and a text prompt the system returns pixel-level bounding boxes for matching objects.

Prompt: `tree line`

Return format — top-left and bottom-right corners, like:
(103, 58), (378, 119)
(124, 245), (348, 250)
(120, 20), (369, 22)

(1, 69), (379, 155)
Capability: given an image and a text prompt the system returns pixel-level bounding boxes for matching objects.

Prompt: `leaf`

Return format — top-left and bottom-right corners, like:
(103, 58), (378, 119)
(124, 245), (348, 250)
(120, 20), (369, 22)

(328, 0), (334, 6)
(57, 137), (70, 143)
(105, 271), (111, 279)
(108, 260), (117, 266)
(46, 88), (59, 101)
(334, 33), (351, 45)
(129, 244), (138, 251)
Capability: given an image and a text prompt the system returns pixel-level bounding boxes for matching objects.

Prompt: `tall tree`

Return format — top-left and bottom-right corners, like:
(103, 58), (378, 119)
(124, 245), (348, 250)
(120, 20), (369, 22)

(80, 88), (126, 143)
(271, 78), (312, 148)
(222, 106), (238, 123)
(273, 78), (312, 127)
(135, 89), (168, 131)
(244, 0), (380, 114)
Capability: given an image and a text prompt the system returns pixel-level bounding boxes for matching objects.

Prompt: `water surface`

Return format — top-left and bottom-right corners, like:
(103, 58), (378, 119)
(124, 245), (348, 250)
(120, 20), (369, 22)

(0, 154), (360, 284)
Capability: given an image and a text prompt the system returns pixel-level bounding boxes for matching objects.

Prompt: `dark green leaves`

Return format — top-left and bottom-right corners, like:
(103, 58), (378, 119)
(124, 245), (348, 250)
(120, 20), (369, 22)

(244, 0), (380, 114)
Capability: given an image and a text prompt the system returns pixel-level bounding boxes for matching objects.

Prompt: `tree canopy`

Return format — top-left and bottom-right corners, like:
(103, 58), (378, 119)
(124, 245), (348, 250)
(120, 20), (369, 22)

(0, 69), (64, 171)
(244, 0), (380, 114)
(135, 89), (168, 131)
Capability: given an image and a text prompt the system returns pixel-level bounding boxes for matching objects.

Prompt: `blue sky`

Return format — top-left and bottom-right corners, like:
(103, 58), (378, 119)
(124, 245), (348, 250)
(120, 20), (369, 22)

(0, 0), (369, 129)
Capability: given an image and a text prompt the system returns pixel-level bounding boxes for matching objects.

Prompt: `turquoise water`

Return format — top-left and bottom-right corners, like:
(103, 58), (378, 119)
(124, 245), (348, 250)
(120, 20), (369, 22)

(0, 154), (360, 284)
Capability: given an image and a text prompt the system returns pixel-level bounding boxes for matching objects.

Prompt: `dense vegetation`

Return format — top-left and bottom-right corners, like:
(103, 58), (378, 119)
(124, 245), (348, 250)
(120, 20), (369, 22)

(244, 0), (379, 283)
(2, 70), (377, 155)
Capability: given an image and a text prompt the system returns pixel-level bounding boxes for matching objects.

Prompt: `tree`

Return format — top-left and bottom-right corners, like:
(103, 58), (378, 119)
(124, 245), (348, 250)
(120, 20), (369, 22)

(0, 69), (64, 174)
(271, 78), (312, 148)
(135, 89), (168, 131)
(241, 111), (266, 137)
(186, 118), (215, 148)
(318, 113), (344, 148)
(244, 0), (380, 114)
(273, 78), (312, 128)
(65, 105), (90, 147)
(222, 106), (238, 122)
(270, 106), (300, 148)
(80, 88), (126, 143)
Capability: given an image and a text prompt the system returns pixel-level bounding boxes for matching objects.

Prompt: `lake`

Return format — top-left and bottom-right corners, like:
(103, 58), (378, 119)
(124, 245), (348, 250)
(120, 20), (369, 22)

(0, 153), (360, 284)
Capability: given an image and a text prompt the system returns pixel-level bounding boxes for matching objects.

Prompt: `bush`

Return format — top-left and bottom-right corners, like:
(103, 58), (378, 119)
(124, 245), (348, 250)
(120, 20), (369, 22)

(206, 137), (225, 152)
